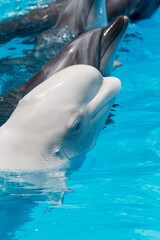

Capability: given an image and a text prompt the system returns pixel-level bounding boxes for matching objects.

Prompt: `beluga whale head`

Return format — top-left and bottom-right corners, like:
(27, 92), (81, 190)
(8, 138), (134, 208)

(0, 65), (121, 170)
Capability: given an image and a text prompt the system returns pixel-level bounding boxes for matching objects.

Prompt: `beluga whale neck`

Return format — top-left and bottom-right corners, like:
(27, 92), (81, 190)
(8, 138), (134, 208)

(0, 65), (121, 171)
(55, 0), (108, 35)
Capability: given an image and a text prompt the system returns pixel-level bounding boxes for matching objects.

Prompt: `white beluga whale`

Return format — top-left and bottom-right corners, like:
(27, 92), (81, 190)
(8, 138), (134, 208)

(0, 65), (121, 170)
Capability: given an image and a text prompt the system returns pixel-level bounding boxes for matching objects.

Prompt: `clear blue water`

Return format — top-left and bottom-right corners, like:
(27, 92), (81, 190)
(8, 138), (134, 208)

(0, 2), (160, 240)
(0, 0), (54, 21)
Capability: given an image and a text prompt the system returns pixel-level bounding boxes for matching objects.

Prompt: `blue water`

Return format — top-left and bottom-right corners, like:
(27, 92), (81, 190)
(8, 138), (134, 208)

(0, 2), (160, 240)
(0, 0), (54, 21)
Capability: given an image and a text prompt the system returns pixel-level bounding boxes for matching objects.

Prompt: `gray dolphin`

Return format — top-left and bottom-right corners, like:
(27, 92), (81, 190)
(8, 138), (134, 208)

(106, 0), (160, 21)
(55, 0), (107, 35)
(0, 16), (128, 126)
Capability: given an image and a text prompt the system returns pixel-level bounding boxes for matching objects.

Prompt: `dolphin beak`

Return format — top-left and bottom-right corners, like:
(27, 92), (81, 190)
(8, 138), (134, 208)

(99, 16), (129, 75)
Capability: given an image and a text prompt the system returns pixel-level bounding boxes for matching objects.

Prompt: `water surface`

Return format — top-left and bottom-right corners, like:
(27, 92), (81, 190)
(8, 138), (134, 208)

(0, 3), (160, 240)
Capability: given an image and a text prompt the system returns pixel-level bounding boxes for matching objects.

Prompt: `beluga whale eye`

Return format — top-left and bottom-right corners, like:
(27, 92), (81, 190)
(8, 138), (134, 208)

(69, 111), (83, 134)
(71, 118), (83, 133)
(73, 120), (82, 132)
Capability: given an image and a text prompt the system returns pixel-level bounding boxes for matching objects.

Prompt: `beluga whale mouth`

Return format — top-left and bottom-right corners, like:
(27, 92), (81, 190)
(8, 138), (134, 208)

(0, 65), (121, 170)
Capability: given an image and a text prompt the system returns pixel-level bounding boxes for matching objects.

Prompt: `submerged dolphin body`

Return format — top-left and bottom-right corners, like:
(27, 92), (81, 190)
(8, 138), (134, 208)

(0, 0), (107, 44)
(106, 0), (160, 21)
(0, 16), (129, 126)
(55, 0), (107, 35)
(0, 0), (158, 44)
(0, 65), (121, 170)
(0, 0), (65, 44)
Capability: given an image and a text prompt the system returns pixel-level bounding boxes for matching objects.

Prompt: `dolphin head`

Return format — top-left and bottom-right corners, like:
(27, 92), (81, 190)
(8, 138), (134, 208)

(55, 0), (107, 35)
(53, 16), (129, 77)
(24, 16), (128, 95)
(5, 65), (121, 169)
(99, 15), (129, 75)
